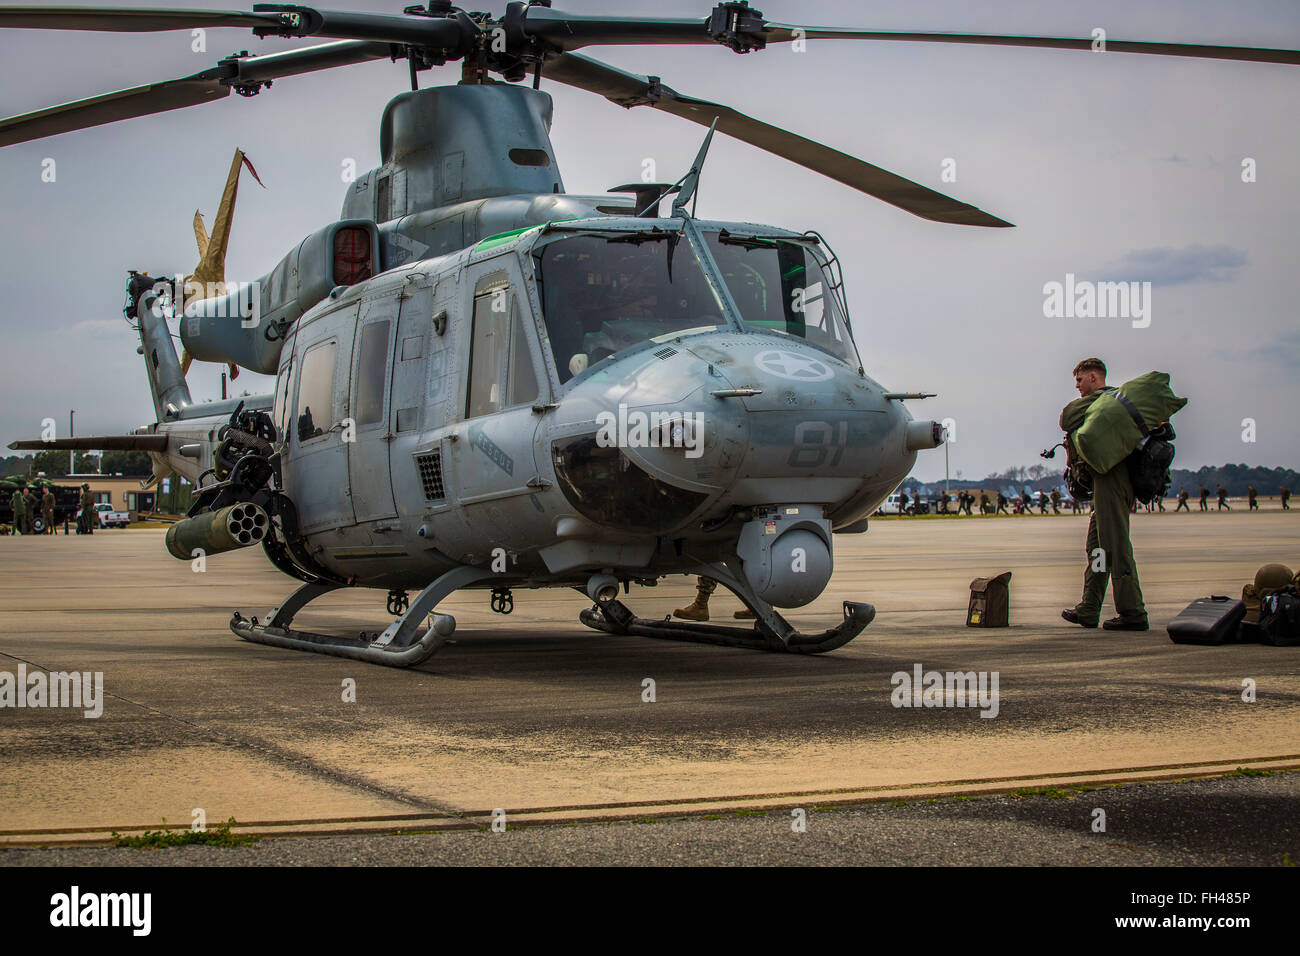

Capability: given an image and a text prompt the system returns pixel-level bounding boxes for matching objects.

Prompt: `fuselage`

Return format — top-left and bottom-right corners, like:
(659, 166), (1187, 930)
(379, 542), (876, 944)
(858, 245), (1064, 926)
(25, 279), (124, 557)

(215, 214), (925, 591)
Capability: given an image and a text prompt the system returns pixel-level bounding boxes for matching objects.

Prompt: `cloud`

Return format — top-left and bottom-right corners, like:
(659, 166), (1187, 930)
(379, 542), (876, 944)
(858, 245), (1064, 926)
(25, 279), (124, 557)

(1249, 328), (1300, 369)
(1092, 244), (1247, 286)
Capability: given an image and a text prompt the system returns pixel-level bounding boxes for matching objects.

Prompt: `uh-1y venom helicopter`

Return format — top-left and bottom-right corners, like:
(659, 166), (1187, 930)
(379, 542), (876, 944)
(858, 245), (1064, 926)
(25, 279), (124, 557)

(5, 3), (1297, 667)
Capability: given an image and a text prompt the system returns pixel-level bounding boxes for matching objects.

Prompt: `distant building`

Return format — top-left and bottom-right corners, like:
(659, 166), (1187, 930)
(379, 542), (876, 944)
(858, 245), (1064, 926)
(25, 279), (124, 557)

(63, 474), (157, 518)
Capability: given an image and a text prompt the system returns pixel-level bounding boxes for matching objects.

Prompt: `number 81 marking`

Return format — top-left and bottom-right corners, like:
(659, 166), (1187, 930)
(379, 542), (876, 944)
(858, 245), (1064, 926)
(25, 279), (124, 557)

(788, 421), (848, 468)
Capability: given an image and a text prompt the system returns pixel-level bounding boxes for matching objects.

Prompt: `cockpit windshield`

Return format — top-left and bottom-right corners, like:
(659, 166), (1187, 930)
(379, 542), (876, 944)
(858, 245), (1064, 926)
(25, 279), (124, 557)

(703, 232), (860, 368)
(533, 230), (726, 383)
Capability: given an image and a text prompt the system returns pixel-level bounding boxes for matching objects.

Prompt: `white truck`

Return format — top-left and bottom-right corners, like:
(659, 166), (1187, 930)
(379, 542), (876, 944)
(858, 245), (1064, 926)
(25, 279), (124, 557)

(94, 502), (130, 529)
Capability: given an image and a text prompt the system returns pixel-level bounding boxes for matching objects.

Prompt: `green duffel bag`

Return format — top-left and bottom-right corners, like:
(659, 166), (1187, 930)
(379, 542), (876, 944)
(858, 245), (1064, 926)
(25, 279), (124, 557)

(1070, 372), (1188, 474)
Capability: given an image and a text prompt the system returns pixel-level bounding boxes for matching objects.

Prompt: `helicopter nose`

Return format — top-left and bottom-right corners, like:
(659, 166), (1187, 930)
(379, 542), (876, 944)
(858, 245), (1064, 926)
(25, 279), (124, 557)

(601, 334), (919, 500)
(547, 332), (939, 522)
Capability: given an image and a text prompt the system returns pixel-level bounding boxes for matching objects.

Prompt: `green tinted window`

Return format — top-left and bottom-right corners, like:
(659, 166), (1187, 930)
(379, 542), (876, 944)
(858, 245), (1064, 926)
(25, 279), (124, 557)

(703, 233), (859, 367)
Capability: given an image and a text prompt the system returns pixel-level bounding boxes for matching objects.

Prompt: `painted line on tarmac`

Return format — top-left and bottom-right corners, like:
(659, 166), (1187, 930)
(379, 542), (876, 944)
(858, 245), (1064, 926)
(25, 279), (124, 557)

(4, 754), (1296, 846)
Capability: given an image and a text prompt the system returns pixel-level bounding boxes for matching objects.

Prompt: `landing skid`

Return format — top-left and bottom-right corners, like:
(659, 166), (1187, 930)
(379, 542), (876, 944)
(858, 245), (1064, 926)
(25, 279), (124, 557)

(579, 558), (875, 654)
(579, 598), (874, 653)
(230, 566), (494, 668)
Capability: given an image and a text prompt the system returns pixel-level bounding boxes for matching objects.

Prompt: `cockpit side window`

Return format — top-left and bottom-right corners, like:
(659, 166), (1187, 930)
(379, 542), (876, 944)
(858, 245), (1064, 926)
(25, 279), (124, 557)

(466, 274), (539, 420)
(295, 339), (338, 443)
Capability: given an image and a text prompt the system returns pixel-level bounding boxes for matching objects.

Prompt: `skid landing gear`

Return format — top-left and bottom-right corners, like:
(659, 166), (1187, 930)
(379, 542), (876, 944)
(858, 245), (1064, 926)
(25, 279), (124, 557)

(578, 560), (875, 654)
(230, 566), (495, 668)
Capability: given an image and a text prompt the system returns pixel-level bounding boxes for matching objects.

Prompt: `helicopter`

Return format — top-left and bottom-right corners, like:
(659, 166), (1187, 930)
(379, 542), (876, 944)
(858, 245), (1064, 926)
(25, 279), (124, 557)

(5, 3), (1297, 668)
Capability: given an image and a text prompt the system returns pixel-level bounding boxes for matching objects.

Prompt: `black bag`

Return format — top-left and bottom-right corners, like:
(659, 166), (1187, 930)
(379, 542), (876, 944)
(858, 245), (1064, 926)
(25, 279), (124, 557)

(1112, 391), (1175, 502)
(1259, 588), (1300, 647)
(967, 571), (1011, 627)
(1167, 595), (1246, 645)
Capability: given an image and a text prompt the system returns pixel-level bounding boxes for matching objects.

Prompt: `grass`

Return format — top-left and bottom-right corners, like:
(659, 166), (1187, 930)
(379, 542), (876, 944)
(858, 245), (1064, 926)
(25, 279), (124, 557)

(1009, 786), (1076, 799)
(111, 817), (259, 849)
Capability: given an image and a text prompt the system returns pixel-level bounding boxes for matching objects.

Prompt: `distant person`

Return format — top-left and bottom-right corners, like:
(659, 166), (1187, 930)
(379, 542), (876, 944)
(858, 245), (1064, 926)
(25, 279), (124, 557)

(979, 492), (989, 515)
(1020, 489), (1034, 514)
(78, 483), (95, 534)
(1283, 487), (1292, 511)
(1050, 489), (1061, 514)
(1247, 485), (1259, 511)
(996, 491), (1009, 515)
(9, 486), (26, 535)
(912, 491), (921, 515)
(1198, 485), (1209, 511)
(1038, 492), (1050, 514)
(1175, 487), (1190, 512)
(961, 492), (973, 516)
(1217, 485), (1230, 511)
(1060, 357), (1147, 631)
(23, 489), (37, 533)
(939, 491), (950, 514)
(41, 487), (55, 534)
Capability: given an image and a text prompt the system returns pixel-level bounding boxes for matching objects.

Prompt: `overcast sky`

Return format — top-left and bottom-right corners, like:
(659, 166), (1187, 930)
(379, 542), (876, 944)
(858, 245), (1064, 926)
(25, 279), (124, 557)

(1, 0), (1297, 482)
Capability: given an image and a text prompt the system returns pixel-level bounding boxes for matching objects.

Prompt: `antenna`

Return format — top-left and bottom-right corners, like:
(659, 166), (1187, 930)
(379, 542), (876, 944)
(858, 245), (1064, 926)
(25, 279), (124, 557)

(672, 117), (719, 217)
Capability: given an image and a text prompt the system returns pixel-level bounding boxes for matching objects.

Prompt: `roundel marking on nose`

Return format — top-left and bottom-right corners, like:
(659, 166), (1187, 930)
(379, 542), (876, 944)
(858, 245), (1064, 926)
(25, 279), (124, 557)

(754, 350), (833, 383)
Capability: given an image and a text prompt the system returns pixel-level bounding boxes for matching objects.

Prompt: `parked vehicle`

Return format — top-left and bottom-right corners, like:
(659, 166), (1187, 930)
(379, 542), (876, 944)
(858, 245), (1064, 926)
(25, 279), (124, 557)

(94, 502), (130, 529)
(876, 492), (928, 515)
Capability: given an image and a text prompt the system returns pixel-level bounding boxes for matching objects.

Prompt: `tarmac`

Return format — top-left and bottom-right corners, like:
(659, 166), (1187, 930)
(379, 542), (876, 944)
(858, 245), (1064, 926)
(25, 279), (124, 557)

(1, 509), (1297, 864)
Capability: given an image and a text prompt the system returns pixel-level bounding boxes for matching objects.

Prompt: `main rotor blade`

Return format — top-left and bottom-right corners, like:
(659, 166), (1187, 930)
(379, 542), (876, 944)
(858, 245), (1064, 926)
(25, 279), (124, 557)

(520, 8), (708, 48)
(761, 25), (1300, 66)
(0, 40), (394, 147)
(0, 73), (227, 147)
(543, 53), (1012, 228)
(0, 5), (466, 46)
(0, 6), (281, 32)
(522, 8), (1300, 65)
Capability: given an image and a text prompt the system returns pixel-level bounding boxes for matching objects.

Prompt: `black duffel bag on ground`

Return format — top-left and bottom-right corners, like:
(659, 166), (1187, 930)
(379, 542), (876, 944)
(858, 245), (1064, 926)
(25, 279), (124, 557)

(1259, 587), (1300, 647)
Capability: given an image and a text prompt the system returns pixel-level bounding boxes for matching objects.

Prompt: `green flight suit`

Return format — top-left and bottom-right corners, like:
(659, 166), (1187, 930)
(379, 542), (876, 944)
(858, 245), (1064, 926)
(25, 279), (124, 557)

(1062, 386), (1146, 625)
(10, 489), (26, 534)
(1073, 462), (1147, 625)
(80, 488), (95, 533)
(41, 492), (55, 533)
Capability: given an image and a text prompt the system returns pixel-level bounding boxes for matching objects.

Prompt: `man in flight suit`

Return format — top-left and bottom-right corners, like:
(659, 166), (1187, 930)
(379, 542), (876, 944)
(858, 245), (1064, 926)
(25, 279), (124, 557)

(41, 486), (55, 534)
(79, 483), (95, 534)
(1060, 358), (1148, 631)
(9, 486), (26, 535)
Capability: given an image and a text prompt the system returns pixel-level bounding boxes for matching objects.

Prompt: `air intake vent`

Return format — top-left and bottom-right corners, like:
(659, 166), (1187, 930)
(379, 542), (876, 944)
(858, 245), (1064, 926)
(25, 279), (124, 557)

(415, 450), (445, 501)
(653, 347), (678, 360)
